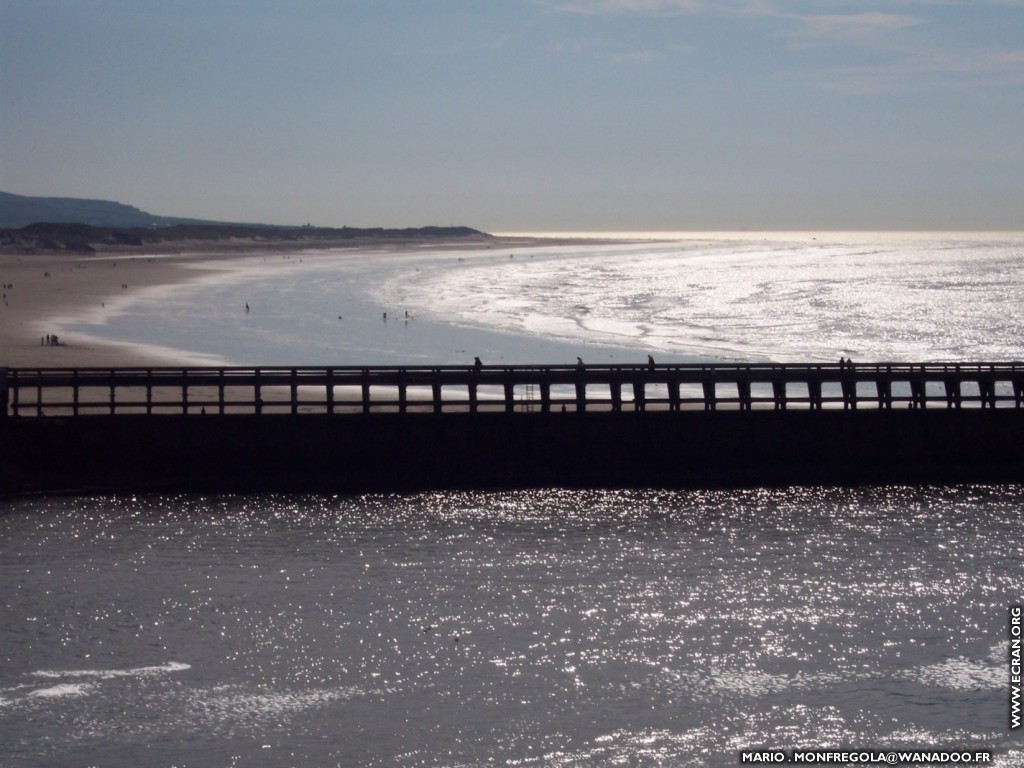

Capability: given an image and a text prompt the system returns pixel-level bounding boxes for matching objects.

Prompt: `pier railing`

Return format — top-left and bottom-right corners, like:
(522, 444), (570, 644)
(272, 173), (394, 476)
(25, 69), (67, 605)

(2, 362), (1023, 418)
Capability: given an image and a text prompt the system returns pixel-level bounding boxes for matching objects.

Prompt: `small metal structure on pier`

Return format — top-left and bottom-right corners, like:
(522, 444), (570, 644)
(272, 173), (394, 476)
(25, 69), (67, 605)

(2, 362), (1023, 418)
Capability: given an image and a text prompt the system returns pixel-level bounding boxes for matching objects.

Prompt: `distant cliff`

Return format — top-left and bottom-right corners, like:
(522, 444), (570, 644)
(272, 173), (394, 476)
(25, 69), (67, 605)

(0, 191), (221, 229)
(0, 192), (489, 253)
(0, 222), (490, 254)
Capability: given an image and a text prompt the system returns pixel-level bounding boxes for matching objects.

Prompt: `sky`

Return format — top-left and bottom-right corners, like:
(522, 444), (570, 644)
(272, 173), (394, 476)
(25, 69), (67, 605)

(2, 0), (1023, 232)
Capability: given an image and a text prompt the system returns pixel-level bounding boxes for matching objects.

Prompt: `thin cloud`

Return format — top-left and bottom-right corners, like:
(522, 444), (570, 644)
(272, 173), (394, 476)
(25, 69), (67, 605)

(611, 49), (666, 63)
(793, 44), (1024, 95)
(788, 12), (925, 43)
(543, 0), (1019, 21)
(544, 0), (702, 15)
(549, 36), (692, 63)
(540, 0), (1024, 94)
(544, 0), (926, 44)
(548, 37), (617, 54)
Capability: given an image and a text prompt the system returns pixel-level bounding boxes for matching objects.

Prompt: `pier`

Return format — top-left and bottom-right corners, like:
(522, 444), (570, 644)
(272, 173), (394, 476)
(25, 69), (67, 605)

(2, 362), (1023, 494)
(3, 361), (1024, 416)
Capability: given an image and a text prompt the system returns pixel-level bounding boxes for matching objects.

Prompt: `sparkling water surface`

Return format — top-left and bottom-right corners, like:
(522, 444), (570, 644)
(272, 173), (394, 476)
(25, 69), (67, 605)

(2, 488), (1022, 766)
(10, 233), (1024, 766)
(60, 232), (1024, 365)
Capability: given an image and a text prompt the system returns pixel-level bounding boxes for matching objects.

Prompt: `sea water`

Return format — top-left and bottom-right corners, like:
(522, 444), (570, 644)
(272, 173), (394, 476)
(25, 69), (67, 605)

(56, 231), (1024, 365)
(2, 489), (1022, 767)
(4, 232), (1024, 766)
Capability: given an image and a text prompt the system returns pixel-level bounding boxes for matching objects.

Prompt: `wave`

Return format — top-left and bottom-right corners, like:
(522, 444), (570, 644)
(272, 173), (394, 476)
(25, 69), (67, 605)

(380, 233), (1024, 362)
(31, 661), (191, 680)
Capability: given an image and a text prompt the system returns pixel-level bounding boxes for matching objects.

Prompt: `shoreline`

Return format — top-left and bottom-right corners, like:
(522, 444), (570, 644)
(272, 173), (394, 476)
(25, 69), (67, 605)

(1, 235), (616, 370)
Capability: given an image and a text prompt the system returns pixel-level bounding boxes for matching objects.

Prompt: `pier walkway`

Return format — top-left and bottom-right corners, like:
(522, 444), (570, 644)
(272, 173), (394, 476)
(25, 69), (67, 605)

(2, 362), (1024, 417)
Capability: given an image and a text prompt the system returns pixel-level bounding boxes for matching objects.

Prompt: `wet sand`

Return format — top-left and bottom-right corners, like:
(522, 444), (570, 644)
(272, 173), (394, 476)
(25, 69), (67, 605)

(0, 235), (573, 369)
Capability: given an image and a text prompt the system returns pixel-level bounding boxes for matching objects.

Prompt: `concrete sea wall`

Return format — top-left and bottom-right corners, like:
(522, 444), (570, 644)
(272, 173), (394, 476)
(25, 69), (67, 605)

(3, 409), (1022, 495)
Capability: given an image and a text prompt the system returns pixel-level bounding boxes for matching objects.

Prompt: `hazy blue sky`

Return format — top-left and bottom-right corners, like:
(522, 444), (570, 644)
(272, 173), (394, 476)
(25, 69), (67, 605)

(2, 0), (1023, 231)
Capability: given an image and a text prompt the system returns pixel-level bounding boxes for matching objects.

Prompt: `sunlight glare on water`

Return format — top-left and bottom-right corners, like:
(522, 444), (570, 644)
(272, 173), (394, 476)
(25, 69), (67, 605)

(2, 486), (1022, 766)
(383, 232), (1024, 362)
(60, 231), (1024, 366)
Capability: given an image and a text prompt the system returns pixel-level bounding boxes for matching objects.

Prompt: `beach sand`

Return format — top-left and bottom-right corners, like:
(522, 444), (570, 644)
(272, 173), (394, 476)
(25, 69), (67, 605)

(0, 234), (588, 369)
(0, 250), (209, 368)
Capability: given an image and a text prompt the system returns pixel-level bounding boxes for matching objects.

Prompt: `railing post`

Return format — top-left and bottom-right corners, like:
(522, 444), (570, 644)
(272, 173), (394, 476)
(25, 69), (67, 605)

(327, 368), (335, 415)
(291, 368), (299, 415)
(0, 369), (7, 418)
(809, 379), (823, 410)
(980, 377), (995, 408)
(910, 374), (926, 409)
(108, 369), (115, 415)
(772, 379), (786, 410)
(841, 374), (855, 410)
(73, 369), (80, 416)
(875, 379), (890, 409)
(736, 376), (751, 411)
(940, 376), (954, 409)
(432, 377), (442, 414)
(702, 372), (716, 411)
(254, 369), (262, 415)
(503, 372), (515, 414)
(11, 369), (19, 416)
(182, 368), (189, 414)
(574, 369), (586, 413)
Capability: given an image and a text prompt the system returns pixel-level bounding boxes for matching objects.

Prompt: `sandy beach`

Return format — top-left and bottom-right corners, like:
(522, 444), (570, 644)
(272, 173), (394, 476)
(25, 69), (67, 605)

(0, 250), (209, 368)
(0, 234), (562, 369)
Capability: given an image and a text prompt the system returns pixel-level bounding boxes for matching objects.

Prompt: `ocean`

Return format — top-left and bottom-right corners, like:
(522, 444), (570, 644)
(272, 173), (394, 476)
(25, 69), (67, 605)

(54, 231), (1024, 366)
(3, 232), (1023, 766)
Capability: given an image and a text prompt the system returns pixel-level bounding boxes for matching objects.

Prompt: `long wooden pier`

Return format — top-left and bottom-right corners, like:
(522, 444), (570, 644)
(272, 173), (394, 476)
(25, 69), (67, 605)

(3, 361), (1024, 417)
(2, 362), (1023, 495)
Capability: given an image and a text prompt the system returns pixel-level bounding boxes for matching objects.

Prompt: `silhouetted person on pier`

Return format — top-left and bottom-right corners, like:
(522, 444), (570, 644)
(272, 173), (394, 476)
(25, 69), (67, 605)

(474, 356), (482, 370)
(648, 354), (655, 367)
(576, 357), (584, 367)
